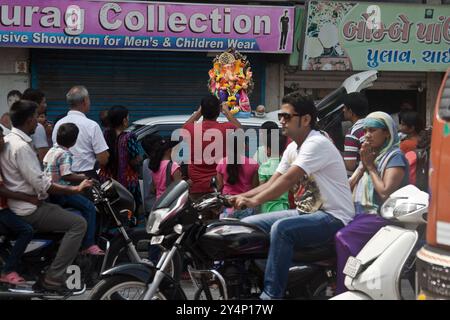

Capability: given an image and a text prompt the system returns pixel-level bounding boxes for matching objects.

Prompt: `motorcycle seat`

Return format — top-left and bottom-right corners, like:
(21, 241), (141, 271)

(0, 222), (11, 236)
(292, 243), (336, 263)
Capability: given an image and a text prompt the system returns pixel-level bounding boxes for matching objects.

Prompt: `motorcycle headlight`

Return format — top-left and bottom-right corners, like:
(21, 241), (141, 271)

(146, 208), (170, 234)
(380, 198), (399, 218)
(392, 203), (426, 218)
(380, 198), (426, 219)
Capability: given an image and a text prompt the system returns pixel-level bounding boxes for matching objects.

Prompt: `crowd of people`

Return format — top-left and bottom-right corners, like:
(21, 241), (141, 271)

(0, 86), (430, 299)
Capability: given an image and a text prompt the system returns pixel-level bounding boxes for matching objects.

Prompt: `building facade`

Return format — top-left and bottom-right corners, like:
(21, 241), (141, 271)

(0, 0), (447, 126)
(0, 0), (294, 122)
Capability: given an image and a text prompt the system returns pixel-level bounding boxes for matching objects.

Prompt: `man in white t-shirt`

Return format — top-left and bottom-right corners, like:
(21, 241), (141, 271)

(52, 86), (109, 179)
(233, 95), (355, 300)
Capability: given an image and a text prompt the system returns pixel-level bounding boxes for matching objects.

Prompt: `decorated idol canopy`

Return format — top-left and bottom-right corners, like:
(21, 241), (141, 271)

(208, 48), (254, 117)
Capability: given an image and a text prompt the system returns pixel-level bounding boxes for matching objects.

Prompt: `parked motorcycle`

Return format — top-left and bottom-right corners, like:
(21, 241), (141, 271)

(331, 185), (428, 300)
(0, 179), (178, 299)
(89, 179), (337, 300)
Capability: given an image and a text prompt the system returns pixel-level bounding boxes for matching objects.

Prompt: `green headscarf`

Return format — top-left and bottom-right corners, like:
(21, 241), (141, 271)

(353, 111), (401, 214)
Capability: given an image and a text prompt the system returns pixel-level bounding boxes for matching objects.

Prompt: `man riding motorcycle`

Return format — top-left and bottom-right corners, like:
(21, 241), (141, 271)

(232, 95), (355, 300)
(0, 100), (92, 292)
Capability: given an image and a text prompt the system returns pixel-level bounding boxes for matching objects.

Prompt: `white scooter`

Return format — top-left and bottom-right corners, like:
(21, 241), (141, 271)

(331, 185), (428, 300)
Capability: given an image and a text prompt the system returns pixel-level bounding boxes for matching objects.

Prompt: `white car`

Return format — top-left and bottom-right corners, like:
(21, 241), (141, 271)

(129, 70), (378, 144)
(129, 110), (280, 142)
(130, 111), (280, 214)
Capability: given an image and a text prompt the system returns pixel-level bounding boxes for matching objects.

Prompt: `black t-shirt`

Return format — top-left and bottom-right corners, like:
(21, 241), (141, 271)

(280, 17), (289, 31)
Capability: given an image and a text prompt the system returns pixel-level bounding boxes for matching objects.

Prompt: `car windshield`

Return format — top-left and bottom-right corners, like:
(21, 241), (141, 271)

(132, 123), (185, 141)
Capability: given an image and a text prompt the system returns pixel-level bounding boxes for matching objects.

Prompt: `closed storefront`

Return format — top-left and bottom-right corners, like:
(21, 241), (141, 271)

(284, 69), (429, 118)
(31, 49), (266, 123)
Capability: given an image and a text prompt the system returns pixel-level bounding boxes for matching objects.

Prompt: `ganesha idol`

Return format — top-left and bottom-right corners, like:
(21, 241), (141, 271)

(208, 48), (254, 118)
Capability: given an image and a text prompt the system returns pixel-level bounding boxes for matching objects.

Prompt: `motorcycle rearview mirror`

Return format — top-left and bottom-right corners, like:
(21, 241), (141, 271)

(210, 177), (219, 193)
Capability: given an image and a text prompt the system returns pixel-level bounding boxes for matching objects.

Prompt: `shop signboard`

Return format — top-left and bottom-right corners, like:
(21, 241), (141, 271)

(0, 0), (294, 53)
(302, 1), (449, 71)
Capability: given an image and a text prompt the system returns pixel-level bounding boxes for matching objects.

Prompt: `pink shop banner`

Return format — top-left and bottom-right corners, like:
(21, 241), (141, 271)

(0, 0), (295, 53)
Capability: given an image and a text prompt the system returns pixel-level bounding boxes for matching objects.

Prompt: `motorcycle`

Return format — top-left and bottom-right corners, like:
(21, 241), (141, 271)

(87, 70), (380, 300)
(331, 185), (428, 300)
(89, 179), (337, 300)
(0, 179), (179, 299)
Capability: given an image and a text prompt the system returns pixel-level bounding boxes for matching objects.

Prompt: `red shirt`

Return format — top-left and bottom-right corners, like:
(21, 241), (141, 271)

(400, 136), (419, 154)
(405, 151), (417, 185)
(183, 120), (237, 193)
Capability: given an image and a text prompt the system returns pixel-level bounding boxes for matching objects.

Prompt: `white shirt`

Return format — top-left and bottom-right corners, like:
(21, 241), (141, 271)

(0, 128), (52, 216)
(277, 131), (355, 225)
(52, 110), (108, 172)
(0, 124), (11, 135)
(31, 123), (49, 149)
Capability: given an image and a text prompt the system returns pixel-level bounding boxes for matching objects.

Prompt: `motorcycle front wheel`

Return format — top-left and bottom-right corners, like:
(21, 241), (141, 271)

(103, 229), (183, 282)
(89, 275), (185, 300)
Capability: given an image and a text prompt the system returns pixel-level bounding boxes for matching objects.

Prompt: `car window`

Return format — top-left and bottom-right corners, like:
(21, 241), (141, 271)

(135, 122), (281, 161)
(134, 124), (184, 141)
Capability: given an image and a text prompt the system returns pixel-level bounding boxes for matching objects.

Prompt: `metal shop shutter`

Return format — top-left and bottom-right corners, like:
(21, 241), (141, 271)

(31, 49), (265, 124)
(284, 69), (428, 91)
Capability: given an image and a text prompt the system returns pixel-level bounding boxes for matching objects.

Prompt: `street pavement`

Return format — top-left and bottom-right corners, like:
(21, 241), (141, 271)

(68, 279), (415, 300)
(67, 279), (200, 300)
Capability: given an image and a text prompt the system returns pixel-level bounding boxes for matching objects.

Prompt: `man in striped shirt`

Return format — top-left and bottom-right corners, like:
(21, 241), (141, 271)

(342, 93), (369, 174)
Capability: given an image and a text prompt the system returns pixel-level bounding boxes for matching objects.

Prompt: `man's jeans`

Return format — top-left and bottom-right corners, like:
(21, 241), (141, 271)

(0, 209), (33, 274)
(21, 202), (87, 280)
(50, 194), (97, 249)
(242, 210), (344, 299)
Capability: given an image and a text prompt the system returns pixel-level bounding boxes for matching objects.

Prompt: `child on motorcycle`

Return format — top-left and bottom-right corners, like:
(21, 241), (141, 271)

(0, 126), (35, 285)
(141, 133), (182, 201)
(216, 135), (259, 219)
(257, 121), (289, 213)
(43, 123), (104, 255)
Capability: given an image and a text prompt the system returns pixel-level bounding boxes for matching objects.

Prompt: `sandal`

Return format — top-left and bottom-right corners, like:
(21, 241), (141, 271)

(81, 245), (105, 256)
(0, 272), (26, 285)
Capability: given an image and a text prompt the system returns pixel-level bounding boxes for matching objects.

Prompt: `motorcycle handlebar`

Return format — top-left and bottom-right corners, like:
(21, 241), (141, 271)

(193, 193), (233, 211)
(90, 178), (101, 189)
(193, 194), (248, 211)
(89, 179), (104, 203)
(218, 195), (233, 208)
(221, 195), (247, 210)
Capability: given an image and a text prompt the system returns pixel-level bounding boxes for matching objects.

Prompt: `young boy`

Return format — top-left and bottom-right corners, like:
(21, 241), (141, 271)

(43, 123), (103, 255)
(0, 126), (35, 285)
(37, 112), (53, 148)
